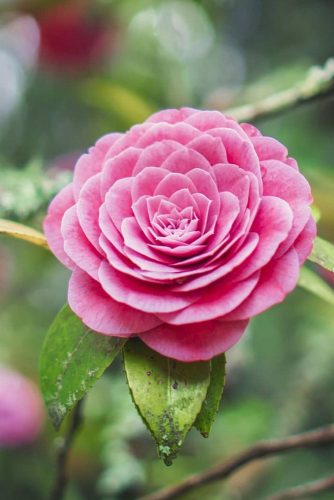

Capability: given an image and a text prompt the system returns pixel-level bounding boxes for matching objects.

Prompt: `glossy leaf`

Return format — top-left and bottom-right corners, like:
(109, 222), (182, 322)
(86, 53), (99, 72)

(123, 339), (211, 464)
(298, 266), (334, 305)
(308, 236), (334, 272)
(195, 353), (226, 437)
(40, 305), (125, 429)
(0, 218), (49, 249)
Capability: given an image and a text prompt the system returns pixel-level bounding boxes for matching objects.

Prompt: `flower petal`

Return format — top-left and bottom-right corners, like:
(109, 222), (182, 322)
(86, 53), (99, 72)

(225, 248), (300, 321)
(101, 147), (141, 197)
(98, 260), (201, 313)
(262, 160), (312, 256)
(161, 147), (212, 174)
(77, 173), (102, 252)
(145, 107), (197, 124)
(62, 206), (102, 280)
(132, 140), (183, 175)
(293, 215), (316, 264)
(159, 272), (259, 324)
(105, 178), (133, 231)
(68, 268), (161, 335)
(187, 134), (227, 164)
(136, 122), (200, 148)
(209, 128), (261, 185)
(43, 184), (75, 269)
(73, 133), (121, 199)
(251, 136), (288, 161)
(139, 319), (249, 362)
(235, 196), (293, 280)
(132, 167), (169, 200)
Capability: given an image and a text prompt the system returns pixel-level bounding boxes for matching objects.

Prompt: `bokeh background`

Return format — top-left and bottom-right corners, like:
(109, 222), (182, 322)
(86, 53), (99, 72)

(0, 1), (334, 499)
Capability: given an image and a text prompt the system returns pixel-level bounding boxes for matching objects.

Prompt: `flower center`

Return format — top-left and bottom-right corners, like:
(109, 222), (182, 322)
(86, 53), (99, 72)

(155, 207), (199, 240)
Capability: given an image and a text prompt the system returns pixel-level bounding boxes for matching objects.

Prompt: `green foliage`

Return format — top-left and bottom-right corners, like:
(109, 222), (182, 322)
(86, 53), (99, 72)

(195, 353), (226, 438)
(309, 236), (334, 272)
(123, 339), (211, 464)
(39, 305), (125, 429)
(81, 79), (156, 127)
(298, 267), (334, 305)
(0, 161), (71, 221)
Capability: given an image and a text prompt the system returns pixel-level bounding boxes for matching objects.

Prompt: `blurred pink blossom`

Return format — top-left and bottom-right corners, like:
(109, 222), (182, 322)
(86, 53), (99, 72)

(0, 368), (44, 447)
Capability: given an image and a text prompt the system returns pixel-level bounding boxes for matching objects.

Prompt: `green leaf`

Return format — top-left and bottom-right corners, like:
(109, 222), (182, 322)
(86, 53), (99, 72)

(40, 305), (125, 429)
(123, 339), (211, 464)
(195, 353), (226, 438)
(308, 236), (334, 272)
(298, 266), (334, 305)
(0, 218), (49, 249)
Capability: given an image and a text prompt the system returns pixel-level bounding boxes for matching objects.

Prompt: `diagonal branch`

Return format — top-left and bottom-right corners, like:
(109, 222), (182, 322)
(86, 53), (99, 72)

(226, 58), (334, 122)
(266, 475), (334, 500)
(140, 424), (334, 500)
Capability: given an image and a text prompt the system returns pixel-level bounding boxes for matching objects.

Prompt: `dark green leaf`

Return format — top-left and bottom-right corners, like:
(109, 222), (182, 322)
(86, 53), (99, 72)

(195, 353), (226, 437)
(298, 266), (334, 305)
(123, 339), (211, 464)
(308, 236), (334, 272)
(39, 305), (125, 429)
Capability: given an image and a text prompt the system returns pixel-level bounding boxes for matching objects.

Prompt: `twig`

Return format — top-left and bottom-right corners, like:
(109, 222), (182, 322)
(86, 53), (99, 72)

(50, 400), (84, 500)
(140, 424), (334, 500)
(266, 475), (334, 500)
(226, 58), (334, 122)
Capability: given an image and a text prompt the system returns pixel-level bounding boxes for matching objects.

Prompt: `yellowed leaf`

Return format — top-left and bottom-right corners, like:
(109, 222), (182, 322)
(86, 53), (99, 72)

(0, 218), (49, 250)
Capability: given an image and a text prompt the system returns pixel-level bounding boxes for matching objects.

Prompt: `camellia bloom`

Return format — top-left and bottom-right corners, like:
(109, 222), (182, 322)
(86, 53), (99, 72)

(44, 108), (316, 362)
(0, 368), (44, 447)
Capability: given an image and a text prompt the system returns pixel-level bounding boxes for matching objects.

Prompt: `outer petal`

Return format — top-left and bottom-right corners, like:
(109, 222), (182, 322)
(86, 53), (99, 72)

(293, 215), (316, 264)
(98, 260), (201, 313)
(225, 248), (300, 321)
(186, 110), (249, 138)
(100, 147), (141, 197)
(145, 107), (197, 124)
(208, 128), (262, 185)
(104, 123), (153, 157)
(234, 196), (293, 281)
(77, 173), (102, 252)
(251, 136), (288, 161)
(61, 206), (102, 280)
(68, 268), (161, 335)
(159, 272), (259, 324)
(73, 133), (121, 199)
(261, 160), (313, 256)
(105, 178), (133, 231)
(43, 184), (75, 269)
(136, 122), (200, 148)
(139, 319), (249, 362)
(132, 140), (182, 175)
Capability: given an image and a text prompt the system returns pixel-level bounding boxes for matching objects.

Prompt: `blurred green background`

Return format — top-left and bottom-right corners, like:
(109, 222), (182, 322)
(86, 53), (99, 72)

(0, 0), (334, 499)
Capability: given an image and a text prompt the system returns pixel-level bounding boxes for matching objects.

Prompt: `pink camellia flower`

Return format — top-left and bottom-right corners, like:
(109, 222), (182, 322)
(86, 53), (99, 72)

(44, 108), (316, 362)
(0, 368), (44, 447)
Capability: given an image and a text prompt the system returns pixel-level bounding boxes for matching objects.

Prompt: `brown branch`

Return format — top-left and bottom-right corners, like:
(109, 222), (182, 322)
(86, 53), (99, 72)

(50, 400), (84, 500)
(266, 475), (334, 500)
(140, 424), (334, 500)
(226, 58), (334, 122)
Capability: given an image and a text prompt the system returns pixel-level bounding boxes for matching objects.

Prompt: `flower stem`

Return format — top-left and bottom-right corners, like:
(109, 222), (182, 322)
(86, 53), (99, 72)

(50, 399), (84, 500)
